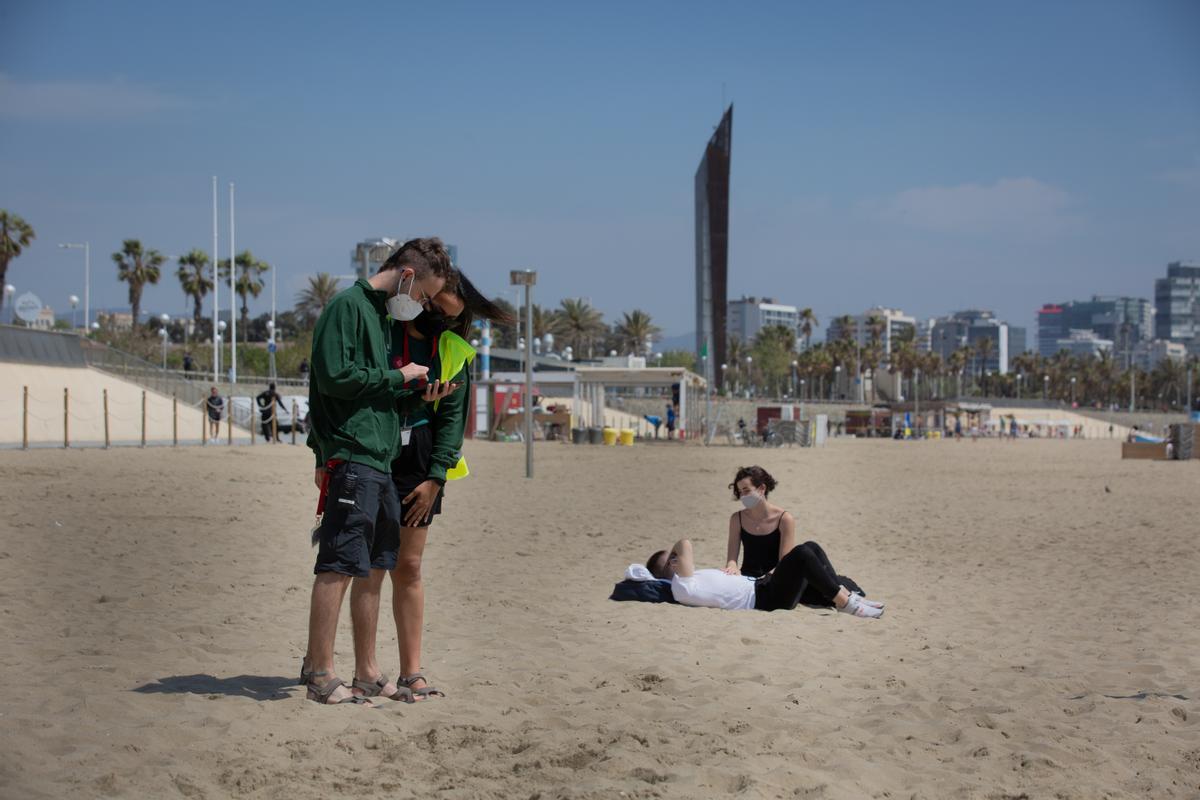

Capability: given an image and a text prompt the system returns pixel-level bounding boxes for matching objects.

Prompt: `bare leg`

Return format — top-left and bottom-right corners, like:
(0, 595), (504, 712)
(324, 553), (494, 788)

(391, 526), (429, 694)
(306, 572), (355, 702)
(349, 569), (400, 696)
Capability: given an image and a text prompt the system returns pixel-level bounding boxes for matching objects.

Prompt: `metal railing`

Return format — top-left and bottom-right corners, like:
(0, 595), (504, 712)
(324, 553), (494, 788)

(81, 339), (307, 408)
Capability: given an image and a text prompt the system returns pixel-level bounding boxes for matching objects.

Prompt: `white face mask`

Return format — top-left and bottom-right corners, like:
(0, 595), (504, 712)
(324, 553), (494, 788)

(387, 274), (425, 321)
(740, 491), (763, 509)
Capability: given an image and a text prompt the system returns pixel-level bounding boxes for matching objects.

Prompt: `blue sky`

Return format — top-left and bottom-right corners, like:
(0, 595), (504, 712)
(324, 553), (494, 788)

(2, 0), (1198, 342)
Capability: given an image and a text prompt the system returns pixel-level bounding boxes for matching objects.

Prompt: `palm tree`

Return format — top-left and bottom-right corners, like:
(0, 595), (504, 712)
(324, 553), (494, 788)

(0, 210), (36, 314)
(798, 308), (817, 351)
(219, 250), (270, 341)
(295, 273), (340, 326)
(975, 337), (995, 392)
(176, 249), (213, 326)
(112, 239), (164, 327)
(752, 324), (796, 397)
(557, 298), (606, 358)
(530, 304), (562, 341)
(613, 309), (662, 355)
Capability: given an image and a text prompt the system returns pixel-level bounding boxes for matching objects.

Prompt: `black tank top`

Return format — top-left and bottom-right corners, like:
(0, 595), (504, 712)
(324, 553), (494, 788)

(739, 510), (781, 578)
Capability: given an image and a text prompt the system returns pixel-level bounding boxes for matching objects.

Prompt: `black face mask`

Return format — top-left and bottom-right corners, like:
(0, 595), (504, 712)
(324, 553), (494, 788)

(414, 310), (452, 337)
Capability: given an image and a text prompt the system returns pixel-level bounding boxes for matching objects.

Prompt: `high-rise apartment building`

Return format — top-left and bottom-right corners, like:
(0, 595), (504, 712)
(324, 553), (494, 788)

(825, 307), (916, 356)
(1154, 261), (1200, 348)
(1037, 296), (1152, 358)
(695, 105), (733, 378)
(727, 297), (800, 344)
(929, 310), (1023, 375)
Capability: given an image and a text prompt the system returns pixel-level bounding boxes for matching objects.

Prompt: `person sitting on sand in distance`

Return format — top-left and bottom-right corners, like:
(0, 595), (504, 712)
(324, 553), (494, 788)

(645, 534), (885, 617)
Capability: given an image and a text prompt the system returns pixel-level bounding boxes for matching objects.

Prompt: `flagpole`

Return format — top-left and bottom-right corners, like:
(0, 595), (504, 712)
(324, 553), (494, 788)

(212, 176), (220, 383)
(229, 182), (237, 384)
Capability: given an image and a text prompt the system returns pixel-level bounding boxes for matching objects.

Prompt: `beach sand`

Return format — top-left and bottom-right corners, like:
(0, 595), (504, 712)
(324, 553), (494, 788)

(1, 438), (1197, 799)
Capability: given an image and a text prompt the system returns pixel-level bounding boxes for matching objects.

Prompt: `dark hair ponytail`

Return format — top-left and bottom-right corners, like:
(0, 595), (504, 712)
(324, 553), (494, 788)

(446, 270), (514, 338)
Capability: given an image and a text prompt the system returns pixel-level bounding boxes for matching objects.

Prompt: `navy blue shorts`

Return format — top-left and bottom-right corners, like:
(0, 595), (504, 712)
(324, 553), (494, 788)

(313, 462), (402, 577)
(391, 424), (444, 527)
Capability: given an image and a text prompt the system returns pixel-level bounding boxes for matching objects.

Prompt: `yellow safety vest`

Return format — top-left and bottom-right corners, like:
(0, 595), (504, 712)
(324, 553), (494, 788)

(434, 331), (476, 481)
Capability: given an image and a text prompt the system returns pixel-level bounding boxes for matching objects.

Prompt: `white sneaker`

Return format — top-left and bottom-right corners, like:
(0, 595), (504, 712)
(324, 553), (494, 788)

(841, 586), (883, 608)
(838, 593), (884, 619)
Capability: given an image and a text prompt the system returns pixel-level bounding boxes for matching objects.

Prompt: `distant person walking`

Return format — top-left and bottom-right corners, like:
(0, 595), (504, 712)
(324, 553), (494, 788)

(298, 357), (310, 384)
(666, 404), (677, 440)
(205, 387), (224, 440)
(183, 352), (195, 376)
(256, 382), (287, 443)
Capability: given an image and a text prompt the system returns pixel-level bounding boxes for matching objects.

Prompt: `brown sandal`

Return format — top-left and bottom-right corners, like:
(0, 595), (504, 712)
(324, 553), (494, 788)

(399, 673), (445, 700)
(352, 675), (415, 703)
(306, 672), (373, 705)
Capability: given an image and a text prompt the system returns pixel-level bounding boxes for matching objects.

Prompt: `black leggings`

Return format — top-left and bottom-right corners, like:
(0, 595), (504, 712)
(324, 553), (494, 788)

(753, 541), (842, 611)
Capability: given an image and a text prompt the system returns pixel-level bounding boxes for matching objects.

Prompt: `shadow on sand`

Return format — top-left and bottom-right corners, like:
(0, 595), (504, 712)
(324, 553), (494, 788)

(133, 674), (297, 701)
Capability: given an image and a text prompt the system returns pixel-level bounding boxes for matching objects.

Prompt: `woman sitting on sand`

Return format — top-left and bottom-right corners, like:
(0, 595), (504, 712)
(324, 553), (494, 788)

(722, 465), (795, 579)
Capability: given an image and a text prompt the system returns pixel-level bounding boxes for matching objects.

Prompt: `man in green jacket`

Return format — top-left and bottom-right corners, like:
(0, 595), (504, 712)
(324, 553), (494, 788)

(302, 237), (454, 705)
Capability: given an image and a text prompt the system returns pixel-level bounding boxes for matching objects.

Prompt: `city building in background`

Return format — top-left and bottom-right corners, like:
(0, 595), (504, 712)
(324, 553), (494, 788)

(694, 104), (733, 380)
(1055, 328), (1114, 358)
(1132, 338), (1187, 371)
(915, 317), (936, 353)
(825, 307), (916, 357)
(352, 238), (459, 279)
(31, 305), (55, 330)
(929, 310), (1023, 375)
(727, 296), (799, 343)
(1037, 295), (1153, 359)
(1154, 261), (1200, 352)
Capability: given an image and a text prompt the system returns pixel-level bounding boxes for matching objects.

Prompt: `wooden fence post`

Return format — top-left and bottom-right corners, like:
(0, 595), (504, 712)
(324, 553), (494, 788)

(64, 388), (70, 449)
(173, 395), (178, 446)
(227, 397), (233, 446)
(103, 389), (110, 449)
(291, 400), (298, 446)
(140, 390), (147, 448)
(22, 386), (29, 450)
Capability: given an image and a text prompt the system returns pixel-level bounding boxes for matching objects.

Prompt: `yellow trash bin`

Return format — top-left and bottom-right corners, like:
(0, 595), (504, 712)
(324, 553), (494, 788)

(602, 427), (619, 446)
(619, 429), (635, 446)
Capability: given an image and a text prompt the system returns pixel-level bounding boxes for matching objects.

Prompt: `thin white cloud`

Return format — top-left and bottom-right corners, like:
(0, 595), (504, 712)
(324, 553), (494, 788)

(1157, 157), (1200, 188)
(875, 177), (1074, 236)
(0, 73), (190, 120)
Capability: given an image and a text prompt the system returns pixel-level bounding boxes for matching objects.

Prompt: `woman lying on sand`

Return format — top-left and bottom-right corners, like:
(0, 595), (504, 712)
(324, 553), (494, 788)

(645, 465), (884, 617)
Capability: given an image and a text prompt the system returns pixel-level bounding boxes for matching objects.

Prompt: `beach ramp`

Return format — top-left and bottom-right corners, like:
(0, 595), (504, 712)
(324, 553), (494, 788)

(1, 361), (211, 447)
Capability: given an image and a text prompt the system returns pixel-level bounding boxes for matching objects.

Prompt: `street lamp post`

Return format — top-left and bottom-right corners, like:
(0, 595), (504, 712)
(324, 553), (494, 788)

(799, 379), (806, 420)
(791, 359), (798, 397)
(834, 364), (842, 400)
(510, 270), (537, 479)
(160, 313), (170, 370)
(745, 355), (753, 398)
(58, 242), (90, 330)
(1043, 374), (1049, 402)
(1070, 376), (1077, 407)
(267, 319), (276, 380)
(69, 295), (79, 330)
(914, 367), (920, 437)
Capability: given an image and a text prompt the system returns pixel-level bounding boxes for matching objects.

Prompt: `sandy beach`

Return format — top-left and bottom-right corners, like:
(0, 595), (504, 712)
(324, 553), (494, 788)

(1, 437), (1197, 799)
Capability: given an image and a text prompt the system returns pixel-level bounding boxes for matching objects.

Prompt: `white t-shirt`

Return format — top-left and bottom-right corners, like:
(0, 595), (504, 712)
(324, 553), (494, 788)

(671, 569), (756, 611)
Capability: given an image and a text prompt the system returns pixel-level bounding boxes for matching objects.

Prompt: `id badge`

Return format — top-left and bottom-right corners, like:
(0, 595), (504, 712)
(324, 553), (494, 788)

(401, 427), (412, 446)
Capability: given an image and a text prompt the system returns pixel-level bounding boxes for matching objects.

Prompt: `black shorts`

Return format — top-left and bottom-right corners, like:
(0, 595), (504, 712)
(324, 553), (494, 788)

(313, 461), (402, 577)
(391, 423), (444, 528)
